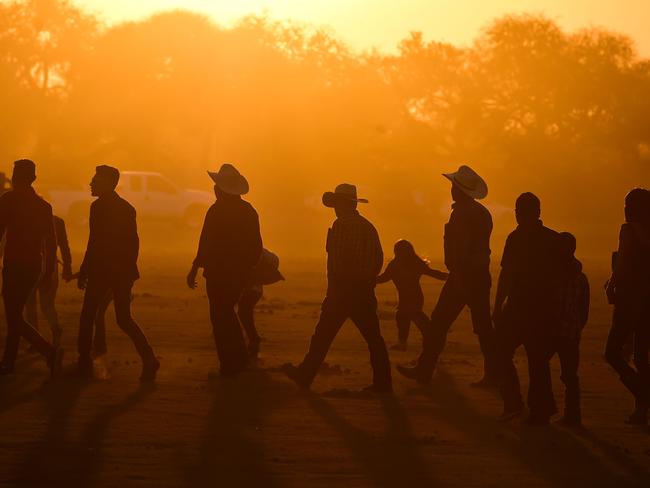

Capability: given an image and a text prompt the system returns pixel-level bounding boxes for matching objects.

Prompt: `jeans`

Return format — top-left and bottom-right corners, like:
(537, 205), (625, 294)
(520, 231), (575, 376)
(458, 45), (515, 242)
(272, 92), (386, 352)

(298, 282), (392, 390)
(605, 298), (650, 406)
(206, 278), (249, 375)
(237, 287), (263, 346)
(25, 271), (61, 339)
(556, 337), (581, 419)
(497, 304), (557, 419)
(2, 264), (54, 367)
(415, 272), (496, 380)
(78, 278), (153, 363)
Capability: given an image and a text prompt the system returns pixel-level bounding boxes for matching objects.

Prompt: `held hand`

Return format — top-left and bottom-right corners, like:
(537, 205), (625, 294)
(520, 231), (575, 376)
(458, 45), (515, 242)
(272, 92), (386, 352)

(186, 268), (198, 290)
(435, 270), (450, 281)
(62, 267), (73, 282)
(77, 275), (88, 290)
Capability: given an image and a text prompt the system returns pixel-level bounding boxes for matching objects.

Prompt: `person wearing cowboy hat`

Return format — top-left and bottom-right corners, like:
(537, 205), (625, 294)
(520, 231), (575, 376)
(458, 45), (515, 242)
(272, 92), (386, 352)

(397, 165), (498, 387)
(187, 163), (263, 378)
(283, 184), (392, 394)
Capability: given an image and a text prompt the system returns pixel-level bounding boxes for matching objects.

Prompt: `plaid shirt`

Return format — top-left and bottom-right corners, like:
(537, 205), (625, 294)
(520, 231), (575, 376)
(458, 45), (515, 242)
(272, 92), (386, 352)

(326, 211), (383, 283)
(558, 259), (590, 340)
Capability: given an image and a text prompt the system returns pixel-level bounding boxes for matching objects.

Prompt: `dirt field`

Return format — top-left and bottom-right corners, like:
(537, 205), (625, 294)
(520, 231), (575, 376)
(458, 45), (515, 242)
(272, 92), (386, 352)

(1, 255), (649, 487)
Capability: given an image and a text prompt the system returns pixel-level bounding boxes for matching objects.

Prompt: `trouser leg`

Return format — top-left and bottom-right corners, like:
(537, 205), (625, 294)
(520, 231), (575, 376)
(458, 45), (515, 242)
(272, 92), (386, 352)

(79, 279), (111, 364)
(25, 288), (39, 331)
(525, 338), (557, 419)
(351, 289), (392, 391)
(416, 278), (465, 379)
(558, 338), (581, 420)
(497, 323), (524, 412)
(298, 295), (348, 385)
(2, 266), (52, 367)
(237, 288), (262, 345)
(467, 280), (497, 380)
(206, 279), (248, 375)
(39, 274), (61, 341)
(93, 291), (112, 353)
(395, 309), (411, 345)
(112, 281), (153, 361)
(605, 304), (647, 404)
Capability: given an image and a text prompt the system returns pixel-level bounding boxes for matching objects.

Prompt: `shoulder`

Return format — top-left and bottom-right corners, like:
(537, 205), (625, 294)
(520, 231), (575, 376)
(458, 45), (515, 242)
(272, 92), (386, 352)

(472, 200), (492, 221)
(119, 196), (136, 215)
(38, 196), (52, 213)
(240, 199), (259, 218)
(358, 214), (378, 232)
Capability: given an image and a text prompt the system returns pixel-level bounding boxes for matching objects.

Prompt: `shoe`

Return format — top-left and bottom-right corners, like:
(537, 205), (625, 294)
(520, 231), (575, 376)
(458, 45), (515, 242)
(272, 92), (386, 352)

(396, 365), (430, 385)
(0, 363), (14, 375)
(140, 356), (160, 382)
(362, 384), (394, 396)
(497, 406), (524, 422)
(389, 343), (407, 352)
(281, 363), (310, 389)
(470, 376), (499, 389)
(48, 347), (64, 379)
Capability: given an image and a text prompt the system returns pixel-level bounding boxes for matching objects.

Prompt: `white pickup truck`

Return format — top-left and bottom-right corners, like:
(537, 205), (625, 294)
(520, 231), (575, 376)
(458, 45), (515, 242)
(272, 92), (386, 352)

(48, 171), (213, 228)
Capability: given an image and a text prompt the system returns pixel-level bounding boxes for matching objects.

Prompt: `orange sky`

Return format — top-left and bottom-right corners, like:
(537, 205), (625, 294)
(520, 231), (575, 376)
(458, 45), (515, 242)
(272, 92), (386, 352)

(77, 0), (650, 55)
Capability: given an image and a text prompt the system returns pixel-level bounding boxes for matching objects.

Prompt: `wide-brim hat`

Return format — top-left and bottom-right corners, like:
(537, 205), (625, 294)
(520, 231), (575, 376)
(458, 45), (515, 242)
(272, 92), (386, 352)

(208, 163), (249, 196)
(443, 165), (488, 200)
(322, 183), (368, 208)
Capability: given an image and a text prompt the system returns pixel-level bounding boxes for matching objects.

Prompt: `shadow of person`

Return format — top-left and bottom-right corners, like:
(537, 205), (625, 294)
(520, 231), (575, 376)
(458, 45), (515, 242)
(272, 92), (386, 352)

(74, 382), (157, 486)
(10, 374), (90, 485)
(418, 370), (650, 486)
(0, 355), (48, 415)
(187, 370), (286, 487)
(304, 392), (437, 487)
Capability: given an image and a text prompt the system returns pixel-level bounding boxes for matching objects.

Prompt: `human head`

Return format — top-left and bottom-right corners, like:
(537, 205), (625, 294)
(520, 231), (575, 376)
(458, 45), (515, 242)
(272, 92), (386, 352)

(11, 159), (36, 188)
(624, 188), (649, 224)
(451, 184), (471, 203)
(515, 192), (541, 225)
(322, 183), (366, 217)
(90, 165), (120, 197)
(394, 239), (416, 260)
(559, 232), (577, 260)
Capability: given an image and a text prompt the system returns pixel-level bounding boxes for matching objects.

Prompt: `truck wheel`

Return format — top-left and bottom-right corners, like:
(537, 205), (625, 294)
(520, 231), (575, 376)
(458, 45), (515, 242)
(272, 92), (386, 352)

(67, 202), (90, 227)
(184, 205), (207, 229)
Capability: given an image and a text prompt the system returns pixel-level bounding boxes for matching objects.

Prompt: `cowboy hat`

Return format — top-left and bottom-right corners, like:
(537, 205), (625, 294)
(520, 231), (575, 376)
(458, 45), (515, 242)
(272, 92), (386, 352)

(208, 163), (249, 196)
(442, 165), (488, 200)
(322, 183), (369, 208)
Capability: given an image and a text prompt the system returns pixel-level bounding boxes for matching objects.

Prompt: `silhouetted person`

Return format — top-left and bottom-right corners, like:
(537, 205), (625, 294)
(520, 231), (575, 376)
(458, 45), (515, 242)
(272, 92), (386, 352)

(0, 159), (63, 376)
(238, 249), (284, 360)
(25, 215), (73, 348)
(283, 184), (392, 394)
(377, 240), (448, 350)
(77, 165), (159, 381)
(397, 165), (497, 386)
(494, 192), (563, 425)
(187, 164), (262, 377)
(554, 232), (589, 426)
(604, 188), (650, 425)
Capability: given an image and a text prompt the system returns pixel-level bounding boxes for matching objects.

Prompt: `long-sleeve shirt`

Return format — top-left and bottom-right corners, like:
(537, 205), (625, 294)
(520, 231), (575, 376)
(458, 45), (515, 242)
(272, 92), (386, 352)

(613, 222), (650, 301)
(558, 258), (590, 340)
(377, 258), (446, 311)
(444, 198), (492, 277)
(53, 215), (72, 271)
(0, 187), (56, 274)
(80, 191), (140, 282)
(326, 211), (383, 285)
(193, 196), (263, 280)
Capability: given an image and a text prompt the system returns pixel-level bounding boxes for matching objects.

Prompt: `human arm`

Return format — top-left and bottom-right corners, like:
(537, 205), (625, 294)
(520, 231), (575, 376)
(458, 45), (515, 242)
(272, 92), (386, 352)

(423, 264), (449, 281)
(376, 261), (393, 284)
(579, 274), (590, 330)
(55, 217), (73, 280)
(78, 203), (96, 290)
(188, 207), (211, 289)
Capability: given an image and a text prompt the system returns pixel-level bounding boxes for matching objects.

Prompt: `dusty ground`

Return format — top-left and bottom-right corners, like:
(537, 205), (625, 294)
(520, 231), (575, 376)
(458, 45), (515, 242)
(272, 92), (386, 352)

(1, 254), (649, 487)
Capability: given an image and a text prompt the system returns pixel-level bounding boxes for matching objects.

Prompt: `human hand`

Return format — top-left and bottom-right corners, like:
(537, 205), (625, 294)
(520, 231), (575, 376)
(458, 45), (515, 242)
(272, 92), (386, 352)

(186, 267), (198, 290)
(77, 274), (88, 290)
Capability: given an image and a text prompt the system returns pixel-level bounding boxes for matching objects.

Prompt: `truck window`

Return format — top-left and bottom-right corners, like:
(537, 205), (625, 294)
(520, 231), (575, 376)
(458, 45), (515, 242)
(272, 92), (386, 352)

(148, 175), (177, 194)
